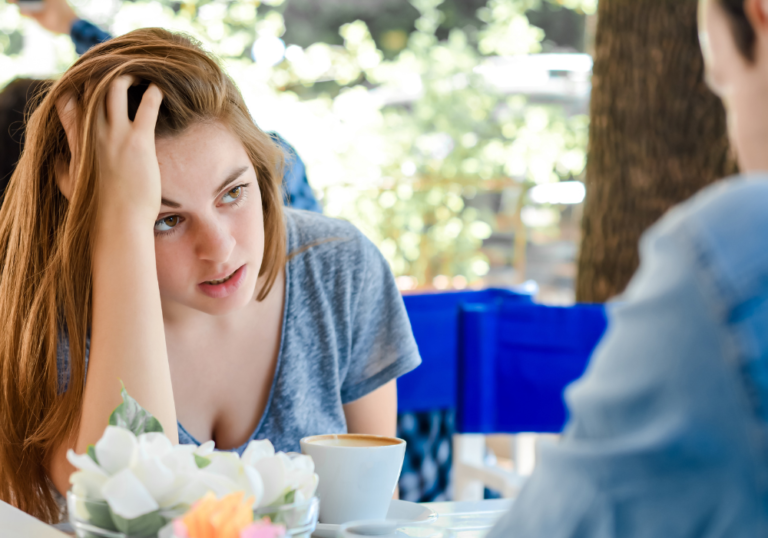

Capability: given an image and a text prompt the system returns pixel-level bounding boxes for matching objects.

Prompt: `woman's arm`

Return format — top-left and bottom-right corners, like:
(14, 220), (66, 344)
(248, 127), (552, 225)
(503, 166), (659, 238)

(48, 77), (177, 495)
(343, 380), (397, 437)
(343, 380), (400, 498)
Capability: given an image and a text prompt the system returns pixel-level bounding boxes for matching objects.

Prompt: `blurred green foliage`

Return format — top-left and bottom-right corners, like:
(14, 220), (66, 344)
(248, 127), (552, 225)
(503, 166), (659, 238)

(0, 0), (594, 287)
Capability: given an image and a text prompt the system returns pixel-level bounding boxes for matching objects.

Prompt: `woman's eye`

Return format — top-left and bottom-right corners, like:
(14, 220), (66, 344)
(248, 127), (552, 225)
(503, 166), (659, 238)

(154, 215), (180, 232)
(222, 186), (242, 204)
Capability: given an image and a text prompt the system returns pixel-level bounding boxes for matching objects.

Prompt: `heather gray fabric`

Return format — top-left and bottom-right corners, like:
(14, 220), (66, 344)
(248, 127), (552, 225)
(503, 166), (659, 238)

(58, 208), (421, 454)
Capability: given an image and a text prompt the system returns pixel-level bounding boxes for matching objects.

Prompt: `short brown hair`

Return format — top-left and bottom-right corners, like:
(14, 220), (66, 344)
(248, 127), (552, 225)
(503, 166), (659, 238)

(719, 0), (757, 61)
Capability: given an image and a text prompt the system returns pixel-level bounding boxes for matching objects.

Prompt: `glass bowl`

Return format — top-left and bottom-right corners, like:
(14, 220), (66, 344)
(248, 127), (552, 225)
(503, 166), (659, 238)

(67, 490), (319, 538)
(254, 497), (320, 538)
(67, 490), (178, 538)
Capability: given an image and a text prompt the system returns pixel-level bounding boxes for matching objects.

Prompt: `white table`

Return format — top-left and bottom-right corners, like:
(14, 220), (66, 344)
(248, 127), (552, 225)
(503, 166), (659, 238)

(415, 499), (512, 537)
(1, 497), (512, 538)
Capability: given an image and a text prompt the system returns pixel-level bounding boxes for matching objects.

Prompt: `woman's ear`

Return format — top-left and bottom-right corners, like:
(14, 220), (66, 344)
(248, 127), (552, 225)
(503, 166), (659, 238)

(54, 94), (78, 201)
(745, 0), (768, 37)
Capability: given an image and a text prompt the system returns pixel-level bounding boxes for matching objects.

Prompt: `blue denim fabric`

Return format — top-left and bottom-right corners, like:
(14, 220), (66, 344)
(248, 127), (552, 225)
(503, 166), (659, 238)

(270, 133), (322, 213)
(70, 19), (110, 55)
(488, 175), (768, 537)
(68, 21), (322, 214)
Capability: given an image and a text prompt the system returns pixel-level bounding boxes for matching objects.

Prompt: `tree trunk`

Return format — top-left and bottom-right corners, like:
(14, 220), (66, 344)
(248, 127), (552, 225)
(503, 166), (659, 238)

(576, 0), (736, 303)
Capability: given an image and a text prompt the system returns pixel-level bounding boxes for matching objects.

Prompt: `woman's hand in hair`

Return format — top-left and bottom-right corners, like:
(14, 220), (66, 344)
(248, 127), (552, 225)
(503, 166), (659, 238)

(95, 75), (164, 226)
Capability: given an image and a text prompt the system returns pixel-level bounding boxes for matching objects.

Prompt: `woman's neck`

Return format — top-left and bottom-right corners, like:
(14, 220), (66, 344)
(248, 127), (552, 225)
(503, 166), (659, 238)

(729, 78), (768, 173)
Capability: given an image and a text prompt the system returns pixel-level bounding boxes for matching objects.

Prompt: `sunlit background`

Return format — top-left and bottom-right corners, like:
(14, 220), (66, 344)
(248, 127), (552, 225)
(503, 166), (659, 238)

(0, 0), (597, 304)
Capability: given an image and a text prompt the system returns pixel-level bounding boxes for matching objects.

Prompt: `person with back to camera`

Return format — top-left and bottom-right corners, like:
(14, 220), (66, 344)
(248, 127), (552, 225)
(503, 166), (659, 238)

(0, 29), (421, 523)
(488, 0), (768, 536)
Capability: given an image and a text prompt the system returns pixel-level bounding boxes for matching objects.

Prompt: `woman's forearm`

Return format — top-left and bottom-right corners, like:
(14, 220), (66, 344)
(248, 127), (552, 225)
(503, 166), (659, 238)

(77, 209), (178, 452)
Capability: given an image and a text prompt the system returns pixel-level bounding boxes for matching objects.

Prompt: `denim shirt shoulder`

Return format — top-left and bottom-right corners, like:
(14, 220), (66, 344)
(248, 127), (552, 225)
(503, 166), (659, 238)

(670, 174), (768, 316)
(664, 175), (768, 422)
(487, 174), (768, 538)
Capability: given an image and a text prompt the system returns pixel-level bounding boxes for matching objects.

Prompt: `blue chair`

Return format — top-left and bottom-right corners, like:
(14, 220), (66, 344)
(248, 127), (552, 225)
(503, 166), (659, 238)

(396, 289), (607, 501)
(398, 289), (533, 412)
(458, 299), (607, 433)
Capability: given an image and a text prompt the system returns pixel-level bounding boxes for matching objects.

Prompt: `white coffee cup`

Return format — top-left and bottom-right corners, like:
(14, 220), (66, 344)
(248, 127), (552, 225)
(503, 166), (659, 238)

(300, 433), (406, 525)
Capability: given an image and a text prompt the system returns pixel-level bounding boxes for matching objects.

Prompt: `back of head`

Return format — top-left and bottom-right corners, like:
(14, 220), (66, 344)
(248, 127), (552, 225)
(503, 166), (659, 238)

(0, 78), (49, 201)
(718, 0), (756, 60)
(0, 28), (285, 522)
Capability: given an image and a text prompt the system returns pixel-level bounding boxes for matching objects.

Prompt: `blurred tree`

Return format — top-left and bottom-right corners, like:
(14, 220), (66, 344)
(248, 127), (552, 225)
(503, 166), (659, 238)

(280, 0), (586, 58)
(0, 0), (595, 289)
(576, 0), (736, 302)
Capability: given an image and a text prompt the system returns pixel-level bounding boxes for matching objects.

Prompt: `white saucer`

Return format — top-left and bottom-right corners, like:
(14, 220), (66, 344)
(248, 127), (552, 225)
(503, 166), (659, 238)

(312, 500), (437, 538)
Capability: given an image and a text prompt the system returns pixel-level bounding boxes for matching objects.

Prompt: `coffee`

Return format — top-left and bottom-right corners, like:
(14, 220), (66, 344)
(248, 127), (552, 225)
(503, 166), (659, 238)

(301, 433), (407, 524)
(306, 435), (400, 448)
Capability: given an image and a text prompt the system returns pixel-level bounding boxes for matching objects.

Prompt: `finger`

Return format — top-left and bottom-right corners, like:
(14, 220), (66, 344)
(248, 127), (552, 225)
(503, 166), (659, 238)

(105, 75), (135, 126)
(96, 86), (108, 135)
(55, 94), (79, 155)
(132, 83), (164, 135)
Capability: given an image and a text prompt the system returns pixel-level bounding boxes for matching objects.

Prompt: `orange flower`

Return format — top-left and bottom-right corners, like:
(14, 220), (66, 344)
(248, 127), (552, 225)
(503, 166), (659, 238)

(179, 492), (256, 538)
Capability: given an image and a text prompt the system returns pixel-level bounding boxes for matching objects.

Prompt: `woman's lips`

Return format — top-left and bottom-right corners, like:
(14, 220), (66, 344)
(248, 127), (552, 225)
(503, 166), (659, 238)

(198, 265), (247, 299)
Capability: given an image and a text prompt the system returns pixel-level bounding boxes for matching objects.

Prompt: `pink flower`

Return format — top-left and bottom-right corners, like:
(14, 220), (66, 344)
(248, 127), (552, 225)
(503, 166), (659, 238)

(173, 519), (190, 538)
(239, 518), (286, 538)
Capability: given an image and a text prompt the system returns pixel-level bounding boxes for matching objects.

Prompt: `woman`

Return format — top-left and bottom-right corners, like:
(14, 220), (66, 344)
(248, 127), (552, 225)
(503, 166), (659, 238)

(0, 29), (420, 523)
(488, 0), (768, 536)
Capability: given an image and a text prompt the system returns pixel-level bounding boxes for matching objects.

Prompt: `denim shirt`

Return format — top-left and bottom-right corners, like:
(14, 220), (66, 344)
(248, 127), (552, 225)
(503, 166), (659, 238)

(489, 175), (768, 537)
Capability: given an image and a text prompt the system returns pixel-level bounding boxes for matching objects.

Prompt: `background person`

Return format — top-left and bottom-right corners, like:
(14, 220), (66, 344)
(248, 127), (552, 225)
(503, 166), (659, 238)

(489, 0), (768, 535)
(0, 78), (47, 198)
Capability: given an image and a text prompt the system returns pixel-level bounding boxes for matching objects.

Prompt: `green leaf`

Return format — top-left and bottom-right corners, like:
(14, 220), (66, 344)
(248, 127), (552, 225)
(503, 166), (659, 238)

(109, 507), (167, 537)
(84, 499), (118, 532)
(86, 445), (99, 465)
(194, 454), (211, 469)
(108, 381), (164, 436)
(267, 488), (296, 509)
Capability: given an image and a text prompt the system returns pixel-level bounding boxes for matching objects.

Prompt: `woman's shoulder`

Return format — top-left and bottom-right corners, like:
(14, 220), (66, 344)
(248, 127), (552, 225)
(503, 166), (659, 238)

(284, 208), (379, 264)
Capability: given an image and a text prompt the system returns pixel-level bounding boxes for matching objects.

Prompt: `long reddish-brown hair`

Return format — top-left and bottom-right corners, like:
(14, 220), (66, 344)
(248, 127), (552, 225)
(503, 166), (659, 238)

(0, 28), (285, 522)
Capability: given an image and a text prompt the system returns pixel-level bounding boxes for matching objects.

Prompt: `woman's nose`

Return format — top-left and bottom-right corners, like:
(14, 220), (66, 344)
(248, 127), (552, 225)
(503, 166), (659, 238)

(195, 219), (236, 263)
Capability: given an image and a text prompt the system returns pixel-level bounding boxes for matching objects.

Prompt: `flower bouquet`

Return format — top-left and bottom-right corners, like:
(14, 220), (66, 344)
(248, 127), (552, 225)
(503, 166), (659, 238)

(67, 384), (319, 538)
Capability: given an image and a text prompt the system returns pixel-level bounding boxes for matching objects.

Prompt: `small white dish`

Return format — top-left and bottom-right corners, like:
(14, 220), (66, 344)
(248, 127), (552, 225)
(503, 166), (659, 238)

(312, 500), (437, 538)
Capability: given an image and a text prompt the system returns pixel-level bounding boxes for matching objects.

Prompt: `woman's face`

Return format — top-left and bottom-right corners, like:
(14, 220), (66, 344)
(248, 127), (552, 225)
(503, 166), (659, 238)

(154, 121), (265, 318)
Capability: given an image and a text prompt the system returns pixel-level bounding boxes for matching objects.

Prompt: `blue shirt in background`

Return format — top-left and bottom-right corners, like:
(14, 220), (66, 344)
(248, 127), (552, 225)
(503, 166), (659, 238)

(70, 19), (322, 214)
(488, 175), (768, 537)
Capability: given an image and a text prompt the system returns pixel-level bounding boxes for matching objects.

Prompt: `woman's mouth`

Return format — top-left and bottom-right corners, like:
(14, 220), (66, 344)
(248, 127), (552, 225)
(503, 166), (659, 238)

(198, 265), (247, 299)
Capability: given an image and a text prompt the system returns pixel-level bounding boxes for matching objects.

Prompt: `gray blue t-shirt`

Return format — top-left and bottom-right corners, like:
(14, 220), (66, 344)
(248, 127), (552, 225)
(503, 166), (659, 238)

(59, 208), (421, 453)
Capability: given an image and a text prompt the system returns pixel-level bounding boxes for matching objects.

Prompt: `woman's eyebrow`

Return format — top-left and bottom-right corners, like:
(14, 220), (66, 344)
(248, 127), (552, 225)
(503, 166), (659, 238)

(161, 198), (181, 208)
(213, 166), (250, 196)
(160, 166), (250, 208)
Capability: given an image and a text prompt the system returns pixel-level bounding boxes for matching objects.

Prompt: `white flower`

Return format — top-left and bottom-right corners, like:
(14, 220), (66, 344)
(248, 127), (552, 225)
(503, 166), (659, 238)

(68, 425), (319, 524)
(239, 440), (319, 508)
(284, 453), (319, 502)
(70, 471), (108, 500)
(196, 440), (215, 456)
(251, 454), (288, 506)
(102, 468), (160, 519)
(95, 426), (137, 475)
(131, 456), (176, 502)
(241, 439), (275, 466)
(137, 432), (173, 460)
(67, 450), (107, 476)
